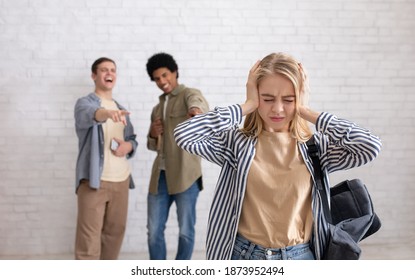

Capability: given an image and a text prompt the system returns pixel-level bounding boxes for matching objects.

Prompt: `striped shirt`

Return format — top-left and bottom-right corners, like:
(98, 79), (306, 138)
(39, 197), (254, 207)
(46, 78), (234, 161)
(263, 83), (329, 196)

(174, 104), (382, 260)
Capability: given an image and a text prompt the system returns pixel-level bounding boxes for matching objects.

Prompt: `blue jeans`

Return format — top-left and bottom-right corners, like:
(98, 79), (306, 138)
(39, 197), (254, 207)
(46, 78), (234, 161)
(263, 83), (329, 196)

(147, 171), (200, 260)
(231, 234), (315, 260)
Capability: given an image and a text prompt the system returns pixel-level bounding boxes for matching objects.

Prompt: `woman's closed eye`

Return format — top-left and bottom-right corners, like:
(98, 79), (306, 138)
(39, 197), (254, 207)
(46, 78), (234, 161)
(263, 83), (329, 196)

(283, 98), (295, 103)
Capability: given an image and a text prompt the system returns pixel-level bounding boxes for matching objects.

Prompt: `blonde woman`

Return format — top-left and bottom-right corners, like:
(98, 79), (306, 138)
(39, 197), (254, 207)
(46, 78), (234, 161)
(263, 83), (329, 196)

(174, 52), (382, 260)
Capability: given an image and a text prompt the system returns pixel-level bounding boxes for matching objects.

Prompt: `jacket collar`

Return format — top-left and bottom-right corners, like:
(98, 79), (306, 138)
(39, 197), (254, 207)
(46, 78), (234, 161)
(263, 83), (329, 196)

(159, 84), (185, 100)
(88, 92), (125, 110)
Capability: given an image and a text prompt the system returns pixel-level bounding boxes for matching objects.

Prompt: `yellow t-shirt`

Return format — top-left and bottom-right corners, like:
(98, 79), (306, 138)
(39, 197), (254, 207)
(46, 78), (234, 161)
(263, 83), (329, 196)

(99, 98), (130, 182)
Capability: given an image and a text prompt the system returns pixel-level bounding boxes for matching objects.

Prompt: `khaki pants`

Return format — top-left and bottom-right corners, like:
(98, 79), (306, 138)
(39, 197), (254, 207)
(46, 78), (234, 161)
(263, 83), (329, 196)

(75, 178), (130, 260)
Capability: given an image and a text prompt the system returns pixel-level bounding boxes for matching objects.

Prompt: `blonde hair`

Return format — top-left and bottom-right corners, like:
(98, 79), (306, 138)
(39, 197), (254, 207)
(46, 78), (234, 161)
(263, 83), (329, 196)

(241, 52), (313, 142)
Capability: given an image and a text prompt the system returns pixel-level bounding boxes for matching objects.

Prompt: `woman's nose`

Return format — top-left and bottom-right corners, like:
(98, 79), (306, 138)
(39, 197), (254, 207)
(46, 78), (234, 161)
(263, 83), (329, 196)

(272, 101), (283, 112)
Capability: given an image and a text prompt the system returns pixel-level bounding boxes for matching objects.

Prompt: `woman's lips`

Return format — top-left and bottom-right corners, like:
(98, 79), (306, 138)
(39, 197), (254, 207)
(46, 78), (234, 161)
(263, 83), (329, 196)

(270, 116), (284, 122)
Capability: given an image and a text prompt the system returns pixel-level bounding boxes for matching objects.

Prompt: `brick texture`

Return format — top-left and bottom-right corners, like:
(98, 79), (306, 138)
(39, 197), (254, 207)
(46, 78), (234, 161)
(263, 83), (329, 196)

(0, 0), (414, 259)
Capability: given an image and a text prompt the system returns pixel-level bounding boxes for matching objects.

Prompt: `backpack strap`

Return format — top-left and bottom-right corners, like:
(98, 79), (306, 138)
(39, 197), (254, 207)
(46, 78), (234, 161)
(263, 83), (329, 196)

(306, 136), (332, 224)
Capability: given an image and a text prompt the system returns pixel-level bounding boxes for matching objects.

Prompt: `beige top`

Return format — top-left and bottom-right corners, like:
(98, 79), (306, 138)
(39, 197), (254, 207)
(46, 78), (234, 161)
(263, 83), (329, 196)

(238, 131), (313, 248)
(100, 98), (130, 182)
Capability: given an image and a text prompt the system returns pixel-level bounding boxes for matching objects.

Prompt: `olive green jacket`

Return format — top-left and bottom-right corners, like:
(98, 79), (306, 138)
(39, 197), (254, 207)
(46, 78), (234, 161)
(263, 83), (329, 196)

(147, 84), (209, 194)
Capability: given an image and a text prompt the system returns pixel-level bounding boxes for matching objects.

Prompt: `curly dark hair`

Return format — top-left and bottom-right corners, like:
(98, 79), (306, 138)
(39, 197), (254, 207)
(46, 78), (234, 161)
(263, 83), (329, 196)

(146, 52), (179, 81)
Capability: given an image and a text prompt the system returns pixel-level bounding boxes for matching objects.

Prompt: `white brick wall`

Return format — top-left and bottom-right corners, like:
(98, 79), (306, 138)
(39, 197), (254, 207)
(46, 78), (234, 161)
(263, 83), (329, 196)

(0, 0), (414, 259)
